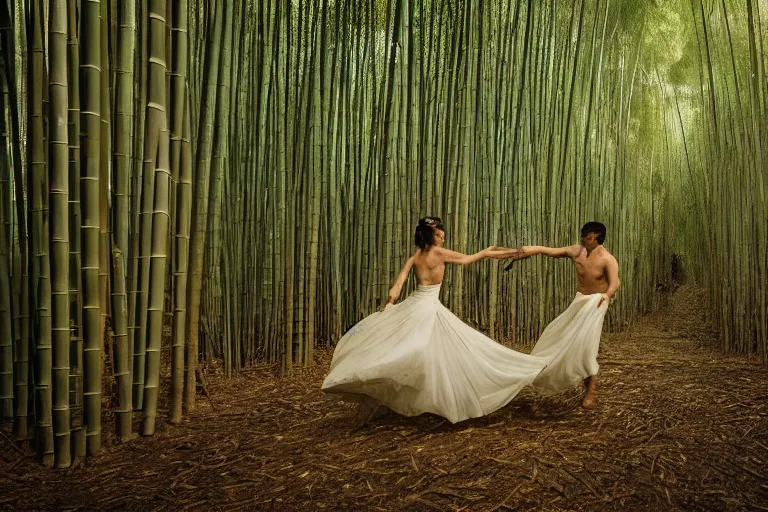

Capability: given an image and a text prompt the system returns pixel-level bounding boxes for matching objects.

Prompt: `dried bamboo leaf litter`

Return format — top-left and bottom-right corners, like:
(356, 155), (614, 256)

(1, 286), (767, 511)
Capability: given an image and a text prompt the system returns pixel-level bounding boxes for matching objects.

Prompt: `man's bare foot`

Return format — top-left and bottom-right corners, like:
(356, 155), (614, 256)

(582, 375), (598, 409)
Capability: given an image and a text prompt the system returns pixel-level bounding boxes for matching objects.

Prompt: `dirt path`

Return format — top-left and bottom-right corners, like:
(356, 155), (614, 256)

(2, 286), (767, 511)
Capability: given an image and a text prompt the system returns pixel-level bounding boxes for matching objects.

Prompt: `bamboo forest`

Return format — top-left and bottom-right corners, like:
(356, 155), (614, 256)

(1, 0), (767, 509)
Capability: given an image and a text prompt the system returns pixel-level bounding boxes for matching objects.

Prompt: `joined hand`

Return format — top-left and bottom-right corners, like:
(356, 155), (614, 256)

(501, 248), (526, 270)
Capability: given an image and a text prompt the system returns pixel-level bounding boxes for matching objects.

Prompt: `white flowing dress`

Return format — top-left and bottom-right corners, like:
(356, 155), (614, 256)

(321, 283), (608, 423)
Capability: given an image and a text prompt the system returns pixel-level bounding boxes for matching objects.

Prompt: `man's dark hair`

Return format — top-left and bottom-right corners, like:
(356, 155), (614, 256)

(581, 222), (606, 244)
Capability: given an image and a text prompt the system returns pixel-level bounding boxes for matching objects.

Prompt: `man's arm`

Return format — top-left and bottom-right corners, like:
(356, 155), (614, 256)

(520, 245), (582, 259)
(597, 256), (620, 308)
(604, 256), (621, 298)
(501, 245), (581, 270)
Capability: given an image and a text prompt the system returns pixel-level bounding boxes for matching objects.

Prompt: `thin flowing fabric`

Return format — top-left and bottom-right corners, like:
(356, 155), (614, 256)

(321, 284), (607, 423)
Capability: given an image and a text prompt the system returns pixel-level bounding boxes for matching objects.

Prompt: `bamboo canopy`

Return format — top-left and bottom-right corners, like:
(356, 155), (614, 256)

(0, 0), (765, 468)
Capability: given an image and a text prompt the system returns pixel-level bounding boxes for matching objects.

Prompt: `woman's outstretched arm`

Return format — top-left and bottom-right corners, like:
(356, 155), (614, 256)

(437, 245), (497, 265)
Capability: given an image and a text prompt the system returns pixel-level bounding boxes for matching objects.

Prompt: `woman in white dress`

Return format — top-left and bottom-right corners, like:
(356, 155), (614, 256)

(321, 217), (550, 424)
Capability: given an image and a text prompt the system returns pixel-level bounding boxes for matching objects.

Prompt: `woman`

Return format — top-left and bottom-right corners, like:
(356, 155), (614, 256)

(321, 217), (548, 424)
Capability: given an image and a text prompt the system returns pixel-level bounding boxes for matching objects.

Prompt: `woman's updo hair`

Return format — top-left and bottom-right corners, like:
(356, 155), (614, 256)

(414, 216), (444, 249)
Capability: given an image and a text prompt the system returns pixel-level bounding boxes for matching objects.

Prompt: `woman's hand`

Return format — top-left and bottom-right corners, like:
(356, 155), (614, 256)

(380, 288), (399, 311)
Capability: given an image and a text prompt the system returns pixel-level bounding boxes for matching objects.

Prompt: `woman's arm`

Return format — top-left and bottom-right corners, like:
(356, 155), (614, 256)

(485, 247), (522, 259)
(437, 246), (496, 265)
(381, 253), (418, 310)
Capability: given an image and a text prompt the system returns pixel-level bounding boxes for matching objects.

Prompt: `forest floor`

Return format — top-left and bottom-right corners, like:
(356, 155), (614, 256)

(2, 285), (768, 511)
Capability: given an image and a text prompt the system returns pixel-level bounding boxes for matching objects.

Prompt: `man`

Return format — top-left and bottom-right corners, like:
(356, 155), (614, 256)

(502, 222), (620, 408)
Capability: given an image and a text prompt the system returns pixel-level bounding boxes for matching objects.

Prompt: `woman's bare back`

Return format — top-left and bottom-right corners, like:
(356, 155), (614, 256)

(413, 248), (445, 285)
(382, 231), (498, 310)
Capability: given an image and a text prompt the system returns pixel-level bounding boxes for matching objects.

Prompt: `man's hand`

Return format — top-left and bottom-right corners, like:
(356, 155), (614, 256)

(501, 248), (527, 270)
(508, 248), (527, 260)
(485, 247), (524, 260)
(597, 294), (611, 308)
(379, 298), (393, 312)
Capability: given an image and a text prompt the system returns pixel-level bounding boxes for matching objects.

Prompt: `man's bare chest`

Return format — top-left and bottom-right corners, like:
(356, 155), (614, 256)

(574, 257), (606, 280)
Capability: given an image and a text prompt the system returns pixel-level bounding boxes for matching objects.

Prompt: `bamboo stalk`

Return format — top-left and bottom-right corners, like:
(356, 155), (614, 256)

(112, 0), (135, 440)
(29, 0), (54, 467)
(48, 0), (71, 468)
(140, 0), (170, 436)
(80, 0), (103, 456)
(66, 0), (85, 459)
(0, 68), (12, 419)
(170, 0), (190, 424)
(110, 246), (132, 440)
(186, 0), (223, 409)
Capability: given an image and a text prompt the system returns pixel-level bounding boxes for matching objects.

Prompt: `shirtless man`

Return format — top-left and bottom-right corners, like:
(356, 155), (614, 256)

(503, 222), (620, 408)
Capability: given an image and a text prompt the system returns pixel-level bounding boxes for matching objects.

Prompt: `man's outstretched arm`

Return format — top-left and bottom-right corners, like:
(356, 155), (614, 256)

(500, 245), (581, 270)
(519, 245), (582, 258)
(498, 245), (581, 260)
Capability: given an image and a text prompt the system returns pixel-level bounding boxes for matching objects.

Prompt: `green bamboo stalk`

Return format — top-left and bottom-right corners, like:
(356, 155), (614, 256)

(169, 0), (190, 423)
(113, 0), (135, 260)
(206, 0), (232, 373)
(48, 0), (71, 469)
(305, 0), (324, 367)
(66, 0), (85, 459)
(186, 0), (223, 409)
(80, 0), (103, 456)
(171, 90), (192, 422)
(132, 3), (163, 410)
(110, 246), (132, 440)
(745, 0), (766, 361)
(139, 0), (169, 435)
(29, 0), (54, 467)
(128, 0), (149, 411)
(0, 63), (9, 259)
(98, 0), (111, 357)
(0, 113), (11, 421)
(112, 0), (135, 438)
(142, 121), (170, 435)
(0, 50), (12, 421)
